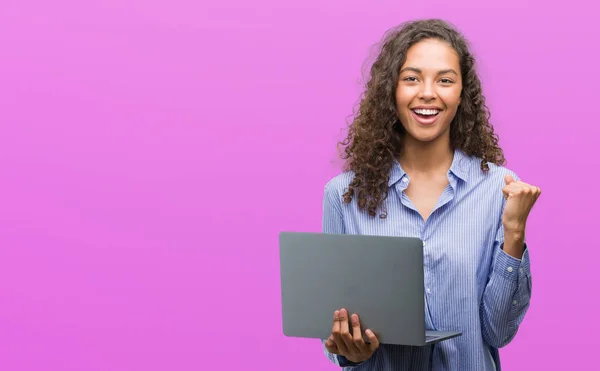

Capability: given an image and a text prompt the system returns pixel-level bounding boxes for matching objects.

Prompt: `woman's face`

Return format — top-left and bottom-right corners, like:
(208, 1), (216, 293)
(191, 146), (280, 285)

(395, 38), (463, 145)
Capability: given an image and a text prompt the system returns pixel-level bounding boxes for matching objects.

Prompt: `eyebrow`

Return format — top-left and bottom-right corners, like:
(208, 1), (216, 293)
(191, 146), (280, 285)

(400, 67), (459, 76)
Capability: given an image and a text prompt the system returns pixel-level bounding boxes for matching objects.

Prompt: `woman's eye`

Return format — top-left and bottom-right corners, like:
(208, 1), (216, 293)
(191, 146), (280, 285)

(404, 77), (417, 82)
(440, 78), (453, 84)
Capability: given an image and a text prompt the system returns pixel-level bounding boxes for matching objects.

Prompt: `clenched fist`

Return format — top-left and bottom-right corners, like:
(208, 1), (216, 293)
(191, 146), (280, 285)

(502, 174), (541, 233)
(501, 174), (541, 258)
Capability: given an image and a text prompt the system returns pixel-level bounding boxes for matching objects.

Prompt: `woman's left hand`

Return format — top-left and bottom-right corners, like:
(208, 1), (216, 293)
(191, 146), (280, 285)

(501, 174), (542, 233)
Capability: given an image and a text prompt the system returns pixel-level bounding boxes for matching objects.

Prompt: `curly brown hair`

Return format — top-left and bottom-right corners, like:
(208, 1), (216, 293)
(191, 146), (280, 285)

(338, 19), (505, 218)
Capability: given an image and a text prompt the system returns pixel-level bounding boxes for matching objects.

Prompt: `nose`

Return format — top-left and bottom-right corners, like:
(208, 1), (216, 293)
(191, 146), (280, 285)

(419, 81), (436, 100)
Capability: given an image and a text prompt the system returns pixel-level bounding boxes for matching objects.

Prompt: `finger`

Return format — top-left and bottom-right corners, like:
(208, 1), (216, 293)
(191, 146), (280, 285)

(332, 310), (348, 354)
(502, 183), (520, 198)
(531, 190), (539, 201)
(519, 185), (537, 197)
(339, 309), (357, 353)
(351, 314), (368, 353)
(508, 178), (532, 188)
(504, 174), (515, 185)
(502, 186), (516, 199)
(503, 184), (533, 198)
(365, 329), (380, 352)
(325, 335), (339, 354)
(332, 310), (339, 333)
(502, 187), (510, 199)
(503, 183), (526, 192)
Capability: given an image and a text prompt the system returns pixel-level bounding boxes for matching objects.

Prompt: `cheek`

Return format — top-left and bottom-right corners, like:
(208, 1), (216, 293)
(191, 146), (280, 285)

(395, 89), (414, 111)
(441, 91), (462, 110)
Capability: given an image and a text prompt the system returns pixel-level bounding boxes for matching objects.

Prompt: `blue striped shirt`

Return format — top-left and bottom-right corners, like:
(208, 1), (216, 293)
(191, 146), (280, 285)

(320, 149), (532, 371)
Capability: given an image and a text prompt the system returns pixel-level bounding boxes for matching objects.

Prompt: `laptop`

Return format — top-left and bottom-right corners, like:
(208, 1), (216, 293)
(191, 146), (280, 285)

(278, 231), (462, 346)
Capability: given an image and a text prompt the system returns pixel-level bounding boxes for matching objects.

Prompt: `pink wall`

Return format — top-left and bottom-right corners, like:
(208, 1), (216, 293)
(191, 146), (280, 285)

(1, 0), (598, 370)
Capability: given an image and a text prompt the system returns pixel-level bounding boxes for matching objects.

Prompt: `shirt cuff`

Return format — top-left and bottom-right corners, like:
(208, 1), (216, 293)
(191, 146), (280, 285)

(337, 355), (366, 368)
(494, 243), (531, 282)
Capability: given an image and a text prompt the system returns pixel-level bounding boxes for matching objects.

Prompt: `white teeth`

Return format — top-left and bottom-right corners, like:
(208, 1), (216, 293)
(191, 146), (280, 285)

(413, 109), (440, 116)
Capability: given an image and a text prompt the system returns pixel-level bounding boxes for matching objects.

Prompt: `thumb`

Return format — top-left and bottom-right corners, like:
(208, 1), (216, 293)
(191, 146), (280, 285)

(504, 174), (515, 185)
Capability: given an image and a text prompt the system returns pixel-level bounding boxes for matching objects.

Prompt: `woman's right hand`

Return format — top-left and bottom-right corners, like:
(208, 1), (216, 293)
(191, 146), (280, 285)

(324, 308), (380, 364)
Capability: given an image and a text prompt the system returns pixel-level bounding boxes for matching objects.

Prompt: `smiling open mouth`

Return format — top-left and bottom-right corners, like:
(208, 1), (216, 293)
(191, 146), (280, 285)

(410, 108), (442, 125)
(411, 108), (440, 118)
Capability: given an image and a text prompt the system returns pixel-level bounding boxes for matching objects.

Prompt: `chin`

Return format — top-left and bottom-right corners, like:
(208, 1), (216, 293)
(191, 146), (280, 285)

(406, 127), (447, 143)
(413, 134), (441, 143)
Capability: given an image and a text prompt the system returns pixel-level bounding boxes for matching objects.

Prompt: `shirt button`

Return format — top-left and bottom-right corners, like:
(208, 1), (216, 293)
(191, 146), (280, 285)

(507, 267), (513, 273)
(402, 178), (408, 184)
(423, 241), (427, 247)
(520, 268), (523, 273)
(426, 288), (431, 294)
(513, 300), (518, 305)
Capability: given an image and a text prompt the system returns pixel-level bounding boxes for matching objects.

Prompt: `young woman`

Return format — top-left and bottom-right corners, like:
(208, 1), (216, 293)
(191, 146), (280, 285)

(321, 19), (540, 371)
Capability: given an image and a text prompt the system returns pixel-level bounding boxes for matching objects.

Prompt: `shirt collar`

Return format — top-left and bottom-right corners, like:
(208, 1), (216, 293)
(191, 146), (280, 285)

(449, 149), (470, 182)
(388, 148), (471, 187)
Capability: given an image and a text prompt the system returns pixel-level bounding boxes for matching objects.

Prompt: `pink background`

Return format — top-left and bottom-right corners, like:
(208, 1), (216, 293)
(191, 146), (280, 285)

(1, 0), (598, 370)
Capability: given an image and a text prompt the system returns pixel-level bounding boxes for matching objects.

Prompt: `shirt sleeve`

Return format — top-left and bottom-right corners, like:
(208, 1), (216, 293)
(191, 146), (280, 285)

(319, 181), (370, 368)
(322, 181), (345, 235)
(479, 188), (533, 348)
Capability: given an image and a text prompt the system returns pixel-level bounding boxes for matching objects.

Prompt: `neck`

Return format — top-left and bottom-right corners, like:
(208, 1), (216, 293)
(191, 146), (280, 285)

(398, 136), (454, 175)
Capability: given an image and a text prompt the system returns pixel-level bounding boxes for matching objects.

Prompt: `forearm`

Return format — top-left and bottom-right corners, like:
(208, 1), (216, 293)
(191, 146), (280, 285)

(503, 228), (526, 259)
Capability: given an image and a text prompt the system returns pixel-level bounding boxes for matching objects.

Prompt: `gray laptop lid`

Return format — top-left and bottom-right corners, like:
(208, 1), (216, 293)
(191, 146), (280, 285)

(279, 231), (428, 346)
